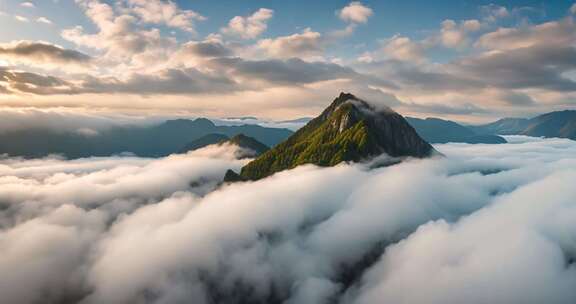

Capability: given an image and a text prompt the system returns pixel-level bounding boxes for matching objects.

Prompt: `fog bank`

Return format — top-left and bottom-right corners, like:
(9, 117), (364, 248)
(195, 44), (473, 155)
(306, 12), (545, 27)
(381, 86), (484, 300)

(0, 136), (575, 304)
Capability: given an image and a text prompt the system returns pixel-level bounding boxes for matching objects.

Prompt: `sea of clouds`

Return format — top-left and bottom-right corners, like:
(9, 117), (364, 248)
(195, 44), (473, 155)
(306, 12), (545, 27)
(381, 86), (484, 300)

(1, 136), (575, 304)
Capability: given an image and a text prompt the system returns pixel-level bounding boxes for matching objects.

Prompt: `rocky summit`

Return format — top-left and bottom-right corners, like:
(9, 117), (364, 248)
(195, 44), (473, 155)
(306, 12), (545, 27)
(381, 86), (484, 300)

(227, 92), (437, 181)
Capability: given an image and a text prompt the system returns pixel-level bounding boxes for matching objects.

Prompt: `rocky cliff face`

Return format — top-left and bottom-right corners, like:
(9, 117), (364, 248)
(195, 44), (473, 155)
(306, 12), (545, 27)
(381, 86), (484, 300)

(227, 93), (437, 181)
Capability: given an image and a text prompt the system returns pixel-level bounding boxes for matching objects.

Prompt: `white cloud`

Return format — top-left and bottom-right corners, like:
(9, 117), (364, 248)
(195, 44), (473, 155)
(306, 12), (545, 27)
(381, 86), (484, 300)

(257, 28), (324, 58)
(0, 0), (572, 122)
(36, 17), (53, 24)
(338, 1), (373, 24)
(476, 18), (576, 51)
(571, 3), (576, 15)
(0, 137), (575, 303)
(440, 19), (482, 48)
(221, 8), (274, 39)
(20, 2), (35, 8)
(381, 35), (427, 62)
(352, 147), (576, 304)
(124, 0), (205, 33)
(480, 4), (509, 22)
(63, 0), (179, 68)
(253, 2), (373, 60)
(14, 15), (29, 22)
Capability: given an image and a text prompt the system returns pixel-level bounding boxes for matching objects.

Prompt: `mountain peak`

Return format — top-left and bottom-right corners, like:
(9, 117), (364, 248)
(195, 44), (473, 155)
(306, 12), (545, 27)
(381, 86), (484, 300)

(319, 92), (392, 125)
(338, 91), (358, 101)
(227, 134), (269, 156)
(179, 133), (269, 157)
(192, 118), (216, 128)
(330, 92), (366, 109)
(228, 93), (437, 181)
(179, 133), (229, 153)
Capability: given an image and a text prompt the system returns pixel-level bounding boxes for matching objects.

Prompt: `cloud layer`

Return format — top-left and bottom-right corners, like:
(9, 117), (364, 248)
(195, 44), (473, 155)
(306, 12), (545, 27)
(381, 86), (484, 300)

(0, 41), (92, 67)
(1, 136), (575, 303)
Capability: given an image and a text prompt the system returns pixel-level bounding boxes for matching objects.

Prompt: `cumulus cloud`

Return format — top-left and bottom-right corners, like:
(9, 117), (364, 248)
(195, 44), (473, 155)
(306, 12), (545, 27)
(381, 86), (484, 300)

(63, 0), (180, 68)
(452, 44), (576, 91)
(338, 2), (373, 24)
(1, 136), (575, 304)
(353, 14), (576, 118)
(449, 18), (576, 94)
(476, 18), (576, 51)
(440, 19), (482, 48)
(256, 2), (372, 60)
(1, 0), (574, 120)
(257, 28), (324, 59)
(124, 0), (205, 32)
(221, 8), (274, 39)
(363, 17), (482, 64)
(381, 35), (427, 62)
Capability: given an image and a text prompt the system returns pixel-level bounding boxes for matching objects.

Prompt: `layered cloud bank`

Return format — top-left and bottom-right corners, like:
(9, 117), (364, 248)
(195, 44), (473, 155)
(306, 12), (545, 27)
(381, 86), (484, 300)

(0, 1), (575, 121)
(1, 136), (575, 304)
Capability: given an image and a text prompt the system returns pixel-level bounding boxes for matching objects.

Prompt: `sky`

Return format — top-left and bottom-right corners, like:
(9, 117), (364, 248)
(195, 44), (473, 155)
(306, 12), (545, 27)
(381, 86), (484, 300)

(0, 0), (575, 123)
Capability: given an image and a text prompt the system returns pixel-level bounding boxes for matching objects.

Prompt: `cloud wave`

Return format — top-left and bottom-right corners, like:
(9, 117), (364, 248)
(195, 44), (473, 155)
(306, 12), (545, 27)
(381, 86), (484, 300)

(0, 136), (575, 303)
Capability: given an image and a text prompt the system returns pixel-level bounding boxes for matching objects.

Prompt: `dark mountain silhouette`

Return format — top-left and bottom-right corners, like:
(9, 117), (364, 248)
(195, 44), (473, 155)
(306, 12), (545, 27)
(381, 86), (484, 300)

(0, 118), (292, 158)
(406, 117), (506, 144)
(473, 110), (576, 140)
(226, 93), (437, 181)
(520, 110), (576, 139)
(226, 134), (270, 156)
(181, 133), (269, 158)
(179, 133), (230, 153)
(471, 117), (531, 135)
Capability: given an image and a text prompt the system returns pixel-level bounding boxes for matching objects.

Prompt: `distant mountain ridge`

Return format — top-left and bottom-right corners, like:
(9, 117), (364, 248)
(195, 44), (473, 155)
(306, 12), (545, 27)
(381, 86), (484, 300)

(181, 133), (269, 158)
(226, 134), (270, 156)
(179, 133), (230, 153)
(406, 117), (507, 144)
(473, 110), (576, 140)
(0, 118), (292, 158)
(227, 93), (437, 181)
(471, 117), (531, 135)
